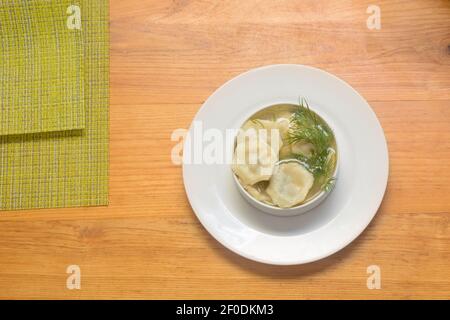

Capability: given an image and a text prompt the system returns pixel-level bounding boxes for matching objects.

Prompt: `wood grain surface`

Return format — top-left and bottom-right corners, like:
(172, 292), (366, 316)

(1, 0), (450, 299)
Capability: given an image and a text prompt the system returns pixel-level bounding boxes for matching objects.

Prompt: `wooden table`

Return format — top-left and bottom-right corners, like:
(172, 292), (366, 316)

(1, 0), (449, 299)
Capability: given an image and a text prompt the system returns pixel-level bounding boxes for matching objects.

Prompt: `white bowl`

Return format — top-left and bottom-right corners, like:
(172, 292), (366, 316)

(232, 105), (339, 217)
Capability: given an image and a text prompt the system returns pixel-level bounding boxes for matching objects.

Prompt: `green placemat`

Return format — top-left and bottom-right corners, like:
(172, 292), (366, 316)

(0, 0), (109, 210)
(0, 0), (85, 136)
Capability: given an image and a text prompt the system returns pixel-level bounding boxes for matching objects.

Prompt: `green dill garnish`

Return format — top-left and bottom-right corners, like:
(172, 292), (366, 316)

(288, 97), (337, 191)
(288, 98), (332, 152)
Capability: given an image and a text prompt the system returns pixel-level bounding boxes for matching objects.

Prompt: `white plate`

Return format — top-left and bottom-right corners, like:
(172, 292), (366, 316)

(183, 64), (389, 265)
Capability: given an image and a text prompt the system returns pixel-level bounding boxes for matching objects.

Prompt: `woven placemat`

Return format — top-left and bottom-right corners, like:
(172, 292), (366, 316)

(0, 0), (85, 136)
(0, 0), (109, 210)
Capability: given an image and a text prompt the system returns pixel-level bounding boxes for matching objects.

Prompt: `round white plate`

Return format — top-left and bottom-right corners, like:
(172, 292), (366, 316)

(183, 64), (388, 265)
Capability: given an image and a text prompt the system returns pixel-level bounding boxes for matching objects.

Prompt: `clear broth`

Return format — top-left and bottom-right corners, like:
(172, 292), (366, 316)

(236, 103), (337, 206)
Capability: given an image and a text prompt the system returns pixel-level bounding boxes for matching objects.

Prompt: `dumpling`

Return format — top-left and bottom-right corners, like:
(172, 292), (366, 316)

(240, 120), (283, 151)
(245, 184), (273, 205)
(232, 129), (279, 185)
(275, 117), (290, 139)
(266, 161), (314, 208)
(279, 144), (292, 160)
(291, 141), (315, 157)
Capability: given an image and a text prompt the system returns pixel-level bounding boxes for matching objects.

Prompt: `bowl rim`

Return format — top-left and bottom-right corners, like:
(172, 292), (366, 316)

(231, 102), (340, 214)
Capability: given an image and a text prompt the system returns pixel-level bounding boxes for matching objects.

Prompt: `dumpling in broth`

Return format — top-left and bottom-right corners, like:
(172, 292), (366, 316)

(241, 120), (284, 149)
(232, 122), (283, 186)
(245, 184), (273, 205)
(275, 117), (290, 139)
(266, 161), (314, 208)
(232, 129), (279, 185)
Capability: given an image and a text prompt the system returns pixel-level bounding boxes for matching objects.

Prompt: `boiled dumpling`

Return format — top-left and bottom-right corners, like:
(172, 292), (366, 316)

(275, 117), (290, 139)
(240, 119), (283, 150)
(279, 144), (292, 160)
(232, 129), (279, 185)
(245, 184), (273, 205)
(291, 141), (315, 157)
(258, 119), (285, 147)
(266, 161), (314, 208)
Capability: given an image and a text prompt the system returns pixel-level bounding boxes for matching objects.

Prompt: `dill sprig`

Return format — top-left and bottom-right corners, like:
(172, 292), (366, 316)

(288, 97), (332, 153)
(288, 98), (336, 191)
